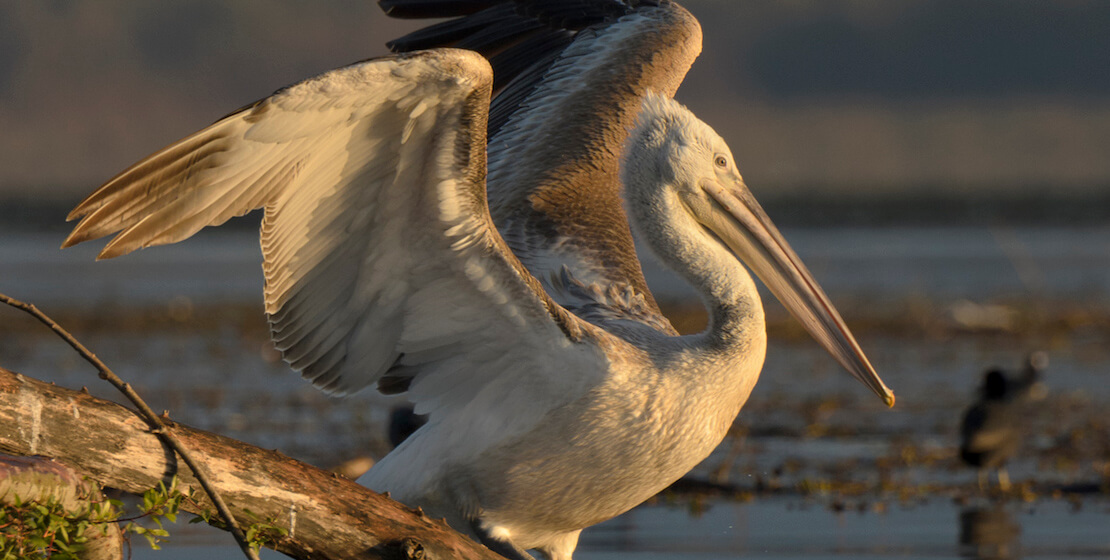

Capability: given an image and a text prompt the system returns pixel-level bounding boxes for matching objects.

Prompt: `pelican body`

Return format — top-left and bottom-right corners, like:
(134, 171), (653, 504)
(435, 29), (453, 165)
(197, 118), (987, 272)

(64, 1), (894, 558)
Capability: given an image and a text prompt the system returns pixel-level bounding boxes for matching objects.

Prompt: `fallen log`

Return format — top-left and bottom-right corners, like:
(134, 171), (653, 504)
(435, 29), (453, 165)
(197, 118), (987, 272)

(0, 367), (501, 560)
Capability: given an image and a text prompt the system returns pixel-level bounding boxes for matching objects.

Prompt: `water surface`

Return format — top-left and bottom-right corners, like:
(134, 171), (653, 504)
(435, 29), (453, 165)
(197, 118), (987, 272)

(2, 226), (1108, 558)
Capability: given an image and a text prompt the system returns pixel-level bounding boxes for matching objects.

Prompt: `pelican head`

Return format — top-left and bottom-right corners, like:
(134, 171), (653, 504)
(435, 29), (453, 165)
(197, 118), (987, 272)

(624, 93), (894, 406)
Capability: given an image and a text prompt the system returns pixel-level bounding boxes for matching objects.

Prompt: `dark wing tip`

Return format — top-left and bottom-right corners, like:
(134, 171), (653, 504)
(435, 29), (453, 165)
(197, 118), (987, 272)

(380, 0), (695, 138)
(381, 0), (642, 54)
(379, 0), (500, 19)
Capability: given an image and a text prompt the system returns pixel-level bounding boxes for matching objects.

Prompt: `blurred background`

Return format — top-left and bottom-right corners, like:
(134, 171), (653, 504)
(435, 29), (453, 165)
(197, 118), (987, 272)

(1, 1), (1108, 558)
(2, 0), (1110, 214)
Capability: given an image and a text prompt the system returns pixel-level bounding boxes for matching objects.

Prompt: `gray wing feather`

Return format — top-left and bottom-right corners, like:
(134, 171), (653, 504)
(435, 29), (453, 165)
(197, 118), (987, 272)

(65, 50), (597, 416)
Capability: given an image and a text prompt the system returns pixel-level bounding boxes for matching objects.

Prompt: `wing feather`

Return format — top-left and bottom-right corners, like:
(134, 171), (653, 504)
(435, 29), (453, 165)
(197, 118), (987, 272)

(65, 50), (602, 420)
(383, 0), (702, 336)
(379, 0), (501, 19)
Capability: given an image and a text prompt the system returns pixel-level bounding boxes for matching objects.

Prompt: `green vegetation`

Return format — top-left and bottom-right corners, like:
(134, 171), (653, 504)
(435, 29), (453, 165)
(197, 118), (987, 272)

(0, 492), (118, 559)
(1, 478), (187, 559)
(2, 475), (292, 558)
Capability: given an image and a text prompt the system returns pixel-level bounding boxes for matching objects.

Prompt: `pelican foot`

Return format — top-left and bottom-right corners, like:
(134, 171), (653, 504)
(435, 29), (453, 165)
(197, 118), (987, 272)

(471, 521), (536, 560)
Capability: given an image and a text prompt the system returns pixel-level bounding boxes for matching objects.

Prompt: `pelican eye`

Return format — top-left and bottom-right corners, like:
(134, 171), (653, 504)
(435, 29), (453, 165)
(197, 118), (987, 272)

(714, 155), (728, 168)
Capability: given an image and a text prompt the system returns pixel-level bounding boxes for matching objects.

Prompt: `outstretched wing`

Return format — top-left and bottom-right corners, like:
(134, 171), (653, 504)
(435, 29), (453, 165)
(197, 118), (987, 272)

(383, 0), (703, 335)
(64, 50), (601, 419)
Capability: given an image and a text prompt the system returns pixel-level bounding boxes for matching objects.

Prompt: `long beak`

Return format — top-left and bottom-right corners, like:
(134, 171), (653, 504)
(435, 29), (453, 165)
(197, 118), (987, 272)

(701, 180), (895, 407)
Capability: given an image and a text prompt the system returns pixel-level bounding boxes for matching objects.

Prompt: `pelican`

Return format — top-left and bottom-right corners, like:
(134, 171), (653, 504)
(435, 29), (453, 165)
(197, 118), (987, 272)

(63, 1), (894, 558)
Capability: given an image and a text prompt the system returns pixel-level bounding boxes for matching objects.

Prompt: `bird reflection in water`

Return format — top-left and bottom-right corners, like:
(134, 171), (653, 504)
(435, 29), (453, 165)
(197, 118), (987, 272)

(959, 506), (1021, 560)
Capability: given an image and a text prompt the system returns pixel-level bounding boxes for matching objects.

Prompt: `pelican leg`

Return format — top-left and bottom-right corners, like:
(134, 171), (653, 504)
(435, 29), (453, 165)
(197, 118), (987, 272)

(537, 530), (580, 560)
(471, 521), (536, 560)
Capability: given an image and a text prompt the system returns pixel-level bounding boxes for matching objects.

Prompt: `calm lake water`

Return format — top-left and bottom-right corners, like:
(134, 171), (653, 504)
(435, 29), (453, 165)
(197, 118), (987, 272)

(130, 498), (1110, 560)
(5, 225), (1110, 306)
(2, 225), (1109, 559)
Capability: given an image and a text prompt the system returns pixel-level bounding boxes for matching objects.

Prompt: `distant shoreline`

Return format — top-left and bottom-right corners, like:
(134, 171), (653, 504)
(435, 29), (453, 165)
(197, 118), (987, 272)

(6, 190), (1109, 232)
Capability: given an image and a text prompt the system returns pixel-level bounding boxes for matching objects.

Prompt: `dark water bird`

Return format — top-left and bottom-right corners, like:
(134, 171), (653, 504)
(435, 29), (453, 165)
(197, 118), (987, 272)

(960, 352), (1048, 491)
(62, 1), (894, 558)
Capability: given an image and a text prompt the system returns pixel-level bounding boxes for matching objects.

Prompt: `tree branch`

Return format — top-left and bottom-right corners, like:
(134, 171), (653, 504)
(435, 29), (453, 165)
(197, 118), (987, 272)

(0, 292), (258, 560)
(0, 367), (502, 560)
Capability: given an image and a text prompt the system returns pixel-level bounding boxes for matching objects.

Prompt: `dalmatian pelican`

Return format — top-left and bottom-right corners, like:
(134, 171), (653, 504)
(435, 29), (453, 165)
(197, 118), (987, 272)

(64, 1), (895, 558)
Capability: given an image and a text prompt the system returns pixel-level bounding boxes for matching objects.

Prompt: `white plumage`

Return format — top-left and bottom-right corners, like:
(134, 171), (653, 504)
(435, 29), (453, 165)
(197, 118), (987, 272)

(65, 3), (893, 559)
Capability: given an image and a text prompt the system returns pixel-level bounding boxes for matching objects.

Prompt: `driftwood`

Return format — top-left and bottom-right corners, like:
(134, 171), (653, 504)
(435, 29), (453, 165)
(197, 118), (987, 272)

(0, 367), (502, 560)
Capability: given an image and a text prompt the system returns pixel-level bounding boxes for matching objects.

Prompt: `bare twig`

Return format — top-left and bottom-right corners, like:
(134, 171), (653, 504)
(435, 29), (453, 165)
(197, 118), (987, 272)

(0, 292), (261, 560)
